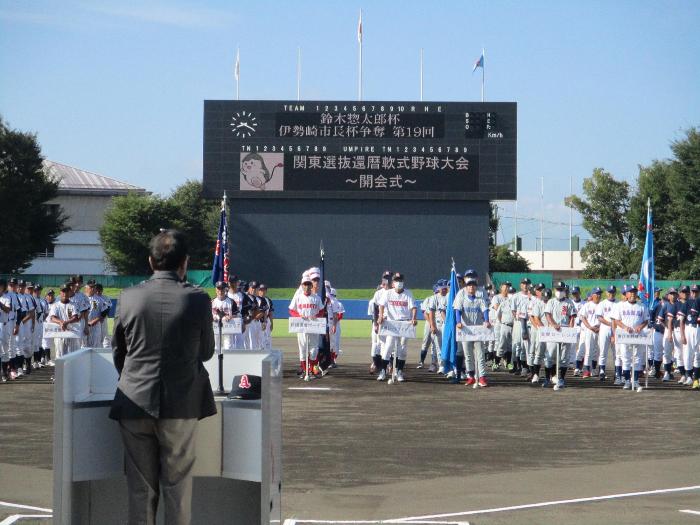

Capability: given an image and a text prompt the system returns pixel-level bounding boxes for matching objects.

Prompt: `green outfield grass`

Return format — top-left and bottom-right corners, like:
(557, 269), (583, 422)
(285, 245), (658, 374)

(106, 317), (426, 340)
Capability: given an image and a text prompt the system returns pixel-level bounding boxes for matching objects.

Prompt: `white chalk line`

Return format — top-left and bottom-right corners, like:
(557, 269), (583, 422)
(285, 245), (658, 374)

(0, 501), (52, 513)
(283, 521), (468, 525)
(392, 484), (700, 521)
(0, 515), (53, 525)
(680, 509), (700, 517)
(288, 387), (339, 391)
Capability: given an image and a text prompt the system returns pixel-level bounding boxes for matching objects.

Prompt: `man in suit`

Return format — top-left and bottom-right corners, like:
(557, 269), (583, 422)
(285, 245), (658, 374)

(110, 229), (215, 525)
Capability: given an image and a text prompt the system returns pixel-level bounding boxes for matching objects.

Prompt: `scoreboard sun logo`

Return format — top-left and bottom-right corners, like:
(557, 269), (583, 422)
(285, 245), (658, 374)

(230, 110), (258, 138)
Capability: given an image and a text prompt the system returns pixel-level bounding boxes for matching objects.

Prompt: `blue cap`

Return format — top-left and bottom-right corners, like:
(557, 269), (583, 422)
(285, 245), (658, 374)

(591, 287), (602, 294)
(607, 285), (617, 293)
(653, 287), (661, 292)
(456, 273), (463, 280)
(621, 284), (628, 294)
(438, 279), (449, 287)
(627, 284), (638, 292)
(571, 286), (580, 294)
(463, 268), (478, 277)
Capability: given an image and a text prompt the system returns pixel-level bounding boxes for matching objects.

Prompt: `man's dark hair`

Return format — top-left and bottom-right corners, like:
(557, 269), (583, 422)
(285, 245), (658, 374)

(149, 229), (188, 271)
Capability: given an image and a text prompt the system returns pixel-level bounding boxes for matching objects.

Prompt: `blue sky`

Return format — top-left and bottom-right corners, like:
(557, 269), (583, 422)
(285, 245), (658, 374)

(1, 0), (699, 250)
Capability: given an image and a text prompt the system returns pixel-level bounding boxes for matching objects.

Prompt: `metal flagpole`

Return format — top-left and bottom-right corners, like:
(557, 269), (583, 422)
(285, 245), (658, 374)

(481, 47), (485, 102)
(569, 175), (573, 269)
(297, 47), (301, 101)
(420, 48), (423, 102)
(540, 176), (544, 268)
(235, 47), (240, 100)
(514, 201), (518, 251)
(358, 9), (363, 101)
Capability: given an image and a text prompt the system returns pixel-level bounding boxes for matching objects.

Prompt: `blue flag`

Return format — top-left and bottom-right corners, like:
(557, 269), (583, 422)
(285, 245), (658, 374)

(211, 193), (229, 286)
(440, 267), (459, 371)
(637, 199), (654, 311)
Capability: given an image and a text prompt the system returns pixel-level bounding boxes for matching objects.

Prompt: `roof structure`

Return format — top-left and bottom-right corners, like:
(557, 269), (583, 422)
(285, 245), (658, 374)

(43, 160), (147, 195)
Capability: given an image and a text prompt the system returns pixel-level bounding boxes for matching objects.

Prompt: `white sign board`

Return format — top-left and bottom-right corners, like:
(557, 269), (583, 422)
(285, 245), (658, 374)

(456, 325), (495, 342)
(379, 320), (417, 339)
(614, 328), (654, 345)
(288, 317), (327, 335)
(43, 323), (81, 339)
(213, 318), (243, 335)
(538, 326), (579, 343)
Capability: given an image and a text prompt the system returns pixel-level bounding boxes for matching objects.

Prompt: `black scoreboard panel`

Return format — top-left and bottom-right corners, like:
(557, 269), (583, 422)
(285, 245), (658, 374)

(203, 100), (516, 201)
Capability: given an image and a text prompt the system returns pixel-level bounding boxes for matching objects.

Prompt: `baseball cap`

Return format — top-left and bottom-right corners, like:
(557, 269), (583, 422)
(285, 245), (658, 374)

(680, 285), (690, 293)
(26, 282), (34, 289)
(521, 277), (531, 285)
(8, 277), (17, 285)
(46, 289), (55, 295)
(464, 269), (478, 277)
(86, 279), (97, 286)
(508, 286), (516, 294)
(591, 287), (603, 294)
(571, 286), (580, 294)
(248, 281), (259, 289)
(227, 374), (261, 400)
(258, 283), (268, 290)
(607, 285), (617, 293)
(35, 284), (43, 290)
(456, 273), (463, 280)
(301, 275), (312, 284)
(535, 282), (546, 291)
(543, 288), (553, 299)
(486, 283), (493, 290)
(17, 279), (26, 286)
(59, 283), (72, 292)
(439, 279), (449, 288)
(627, 284), (638, 292)
(653, 287), (661, 292)
(239, 280), (248, 291)
(392, 272), (404, 281)
(228, 274), (239, 283)
(215, 281), (227, 289)
(667, 287), (678, 295)
(621, 284), (628, 294)
(465, 278), (478, 286)
(382, 270), (392, 279)
(691, 284), (700, 292)
(554, 281), (566, 290)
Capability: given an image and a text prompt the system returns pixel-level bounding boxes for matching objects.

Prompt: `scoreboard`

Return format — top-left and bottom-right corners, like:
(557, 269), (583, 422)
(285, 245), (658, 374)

(203, 100), (516, 201)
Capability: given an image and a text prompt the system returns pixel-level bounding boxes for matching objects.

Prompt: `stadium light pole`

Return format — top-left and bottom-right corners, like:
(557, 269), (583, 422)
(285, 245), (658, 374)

(540, 176), (544, 269)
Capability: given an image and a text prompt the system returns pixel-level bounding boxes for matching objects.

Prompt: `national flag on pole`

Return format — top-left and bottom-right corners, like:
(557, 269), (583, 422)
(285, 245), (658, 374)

(473, 51), (484, 73)
(440, 264), (459, 372)
(234, 48), (240, 81)
(357, 10), (363, 43)
(637, 198), (655, 310)
(211, 193), (229, 286)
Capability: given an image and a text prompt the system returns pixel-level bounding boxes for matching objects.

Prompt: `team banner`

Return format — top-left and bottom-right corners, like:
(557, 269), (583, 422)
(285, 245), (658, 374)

(42, 323), (81, 339)
(288, 317), (327, 335)
(213, 318), (243, 335)
(456, 325), (495, 342)
(379, 320), (417, 339)
(614, 328), (654, 345)
(538, 326), (579, 343)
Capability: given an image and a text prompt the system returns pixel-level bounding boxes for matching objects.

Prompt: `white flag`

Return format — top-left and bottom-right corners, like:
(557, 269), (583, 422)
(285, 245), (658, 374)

(357, 10), (362, 43)
(234, 48), (240, 81)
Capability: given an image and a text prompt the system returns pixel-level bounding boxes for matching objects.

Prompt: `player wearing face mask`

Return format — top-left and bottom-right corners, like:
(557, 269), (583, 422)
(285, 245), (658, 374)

(376, 273), (417, 382)
(544, 281), (576, 389)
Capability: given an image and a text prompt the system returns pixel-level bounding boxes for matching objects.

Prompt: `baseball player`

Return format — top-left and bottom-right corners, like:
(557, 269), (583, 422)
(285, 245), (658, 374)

(418, 285), (437, 369)
(690, 285), (700, 389)
(678, 285), (697, 386)
(257, 284), (274, 351)
(16, 280), (35, 376)
(454, 276), (491, 387)
(84, 280), (104, 348)
(496, 284), (515, 369)
(570, 287), (587, 375)
(226, 276), (250, 349)
(376, 272), (417, 382)
(528, 285), (549, 384)
(0, 279), (10, 381)
(42, 289), (57, 365)
(70, 276), (90, 346)
(93, 284), (112, 349)
(511, 278), (531, 377)
(30, 283), (46, 368)
(368, 271), (392, 374)
(490, 282), (509, 370)
(243, 281), (264, 350)
(611, 285), (649, 389)
(212, 281), (240, 353)
(428, 279), (449, 373)
(577, 287), (602, 378)
(289, 274), (325, 377)
(49, 283), (82, 357)
(328, 288), (344, 366)
(661, 288), (685, 382)
(648, 287), (665, 379)
(544, 281), (576, 389)
(595, 285), (619, 382)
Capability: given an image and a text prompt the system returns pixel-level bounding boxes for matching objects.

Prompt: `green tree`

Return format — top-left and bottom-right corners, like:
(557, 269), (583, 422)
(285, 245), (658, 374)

(566, 168), (633, 278)
(488, 202), (531, 272)
(100, 194), (177, 274)
(0, 117), (67, 273)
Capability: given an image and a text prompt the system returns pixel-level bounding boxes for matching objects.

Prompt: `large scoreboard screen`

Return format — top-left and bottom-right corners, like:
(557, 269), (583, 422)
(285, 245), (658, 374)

(203, 100), (516, 200)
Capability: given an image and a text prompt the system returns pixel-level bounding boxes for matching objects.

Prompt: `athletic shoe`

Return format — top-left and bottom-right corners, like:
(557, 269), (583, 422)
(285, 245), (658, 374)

(541, 377), (551, 388)
(16, 369), (23, 378)
(478, 377), (489, 387)
(623, 380), (632, 390)
(397, 370), (405, 382)
(47, 360), (55, 367)
(692, 379), (700, 390)
(437, 366), (445, 375)
(531, 373), (539, 384)
(526, 372), (534, 381)
(633, 381), (641, 390)
(465, 376), (476, 386)
(662, 371), (672, 382)
(1, 375), (6, 383)
(9, 370), (17, 380)
(491, 362), (499, 371)
(685, 376), (694, 386)
(678, 376), (686, 384)
(555, 379), (565, 389)
(377, 370), (386, 381)
(41, 357), (47, 366)
(428, 364), (437, 373)
(613, 376), (622, 386)
(582, 370), (591, 378)
(519, 368), (529, 377)
(574, 368), (581, 377)
(507, 363), (514, 371)
(591, 368), (599, 377)
(445, 370), (456, 379)
(416, 363), (424, 369)
(599, 371), (606, 381)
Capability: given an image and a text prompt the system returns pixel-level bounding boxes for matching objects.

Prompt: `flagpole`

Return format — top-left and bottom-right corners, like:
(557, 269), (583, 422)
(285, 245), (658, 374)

(481, 47), (485, 102)
(358, 9), (363, 102)
(420, 48), (423, 102)
(569, 175), (573, 269)
(513, 201), (518, 252)
(235, 47), (240, 101)
(297, 46), (301, 101)
(540, 176), (544, 268)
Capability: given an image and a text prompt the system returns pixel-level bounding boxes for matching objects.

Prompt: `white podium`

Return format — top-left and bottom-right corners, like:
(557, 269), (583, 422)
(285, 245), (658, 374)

(53, 348), (282, 525)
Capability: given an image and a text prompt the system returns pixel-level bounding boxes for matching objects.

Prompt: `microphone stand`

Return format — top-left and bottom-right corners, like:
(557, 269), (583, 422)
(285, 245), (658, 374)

(216, 314), (226, 395)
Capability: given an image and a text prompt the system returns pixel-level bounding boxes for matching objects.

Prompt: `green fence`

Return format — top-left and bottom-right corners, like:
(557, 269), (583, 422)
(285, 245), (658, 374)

(492, 272), (554, 289)
(492, 273), (697, 294)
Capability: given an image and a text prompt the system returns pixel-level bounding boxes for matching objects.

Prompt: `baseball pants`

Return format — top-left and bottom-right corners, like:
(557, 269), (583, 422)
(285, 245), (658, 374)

(511, 319), (529, 363)
(651, 330), (664, 362)
(297, 333), (318, 362)
(582, 328), (599, 368)
(620, 344), (645, 372)
(245, 322), (262, 350)
(531, 329), (546, 365)
(461, 341), (487, 377)
(682, 324), (698, 371)
(381, 335), (407, 361)
(545, 342), (569, 369)
(18, 322), (32, 358)
(87, 322), (103, 348)
(0, 323), (12, 363)
(597, 325), (614, 368)
(497, 324), (512, 356)
(663, 328), (682, 365)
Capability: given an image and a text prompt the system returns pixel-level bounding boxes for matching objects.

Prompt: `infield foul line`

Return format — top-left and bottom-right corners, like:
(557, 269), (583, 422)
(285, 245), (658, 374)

(680, 509), (700, 517)
(0, 501), (52, 513)
(0, 514), (52, 525)
(391, 484), (700, 521)
(283, 521), (469, 524)
(288, 387), (339, 391)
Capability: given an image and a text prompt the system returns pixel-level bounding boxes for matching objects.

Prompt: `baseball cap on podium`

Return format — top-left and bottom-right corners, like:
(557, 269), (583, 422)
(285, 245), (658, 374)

(228, 374), (261, 400)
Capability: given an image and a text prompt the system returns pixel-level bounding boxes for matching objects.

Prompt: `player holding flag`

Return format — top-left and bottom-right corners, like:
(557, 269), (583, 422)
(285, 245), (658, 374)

(211, 192), (230, 286)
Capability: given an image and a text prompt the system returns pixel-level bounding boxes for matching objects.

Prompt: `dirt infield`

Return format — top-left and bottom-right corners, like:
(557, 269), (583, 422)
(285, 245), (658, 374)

(0, 337), (699, 524)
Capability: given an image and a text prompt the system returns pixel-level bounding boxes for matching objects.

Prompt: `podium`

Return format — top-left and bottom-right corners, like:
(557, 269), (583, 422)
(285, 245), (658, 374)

(53, 348), (282, 525)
